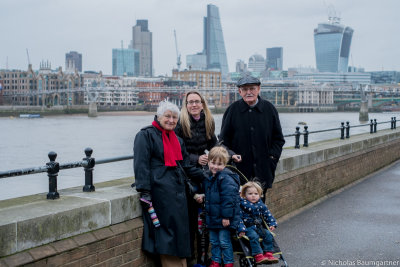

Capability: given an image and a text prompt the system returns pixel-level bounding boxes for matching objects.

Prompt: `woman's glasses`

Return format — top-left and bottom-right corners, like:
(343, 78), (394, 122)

(187, 100), (202, 105)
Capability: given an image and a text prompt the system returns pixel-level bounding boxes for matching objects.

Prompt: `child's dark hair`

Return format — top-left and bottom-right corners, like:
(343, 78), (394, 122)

(240, 181), (263, 198)
(208, 146), (229, 165)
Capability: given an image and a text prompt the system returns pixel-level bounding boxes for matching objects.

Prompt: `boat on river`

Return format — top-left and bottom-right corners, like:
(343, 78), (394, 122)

(19, 114), (41, 118)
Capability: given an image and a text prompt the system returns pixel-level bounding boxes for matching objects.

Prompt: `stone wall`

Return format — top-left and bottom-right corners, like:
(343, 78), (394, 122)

(0, 218), (153, 267)
(1, 129), (400, 266)
(267, 132), (400, 218)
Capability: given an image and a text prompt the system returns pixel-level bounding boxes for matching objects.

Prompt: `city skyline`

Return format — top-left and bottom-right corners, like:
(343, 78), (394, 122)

(1, 0), (399, 76)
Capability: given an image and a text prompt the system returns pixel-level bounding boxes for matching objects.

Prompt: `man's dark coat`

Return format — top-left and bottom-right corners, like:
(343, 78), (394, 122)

(134, 123), (205, 258)
(219, 97), (285, 188)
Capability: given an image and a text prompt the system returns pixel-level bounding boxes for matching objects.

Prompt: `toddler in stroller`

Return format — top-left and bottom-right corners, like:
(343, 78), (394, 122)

(228, 171), (288, 267)
(238, 181), (279, 264)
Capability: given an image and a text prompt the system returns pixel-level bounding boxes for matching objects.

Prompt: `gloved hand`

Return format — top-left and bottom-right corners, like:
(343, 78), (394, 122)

(139, 191), (161, 228)
(139, 191), (152, 210)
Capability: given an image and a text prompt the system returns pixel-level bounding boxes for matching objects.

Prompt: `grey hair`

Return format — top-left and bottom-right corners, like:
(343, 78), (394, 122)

(156, 100), (180, 117)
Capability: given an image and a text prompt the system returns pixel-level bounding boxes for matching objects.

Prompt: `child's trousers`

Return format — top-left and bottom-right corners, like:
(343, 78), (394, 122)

(245, 225), (274, 255)
(209, 228), (234, 264)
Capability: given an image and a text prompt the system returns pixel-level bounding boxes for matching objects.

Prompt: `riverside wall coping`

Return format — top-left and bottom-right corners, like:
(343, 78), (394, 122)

(1, 128), (399, 257)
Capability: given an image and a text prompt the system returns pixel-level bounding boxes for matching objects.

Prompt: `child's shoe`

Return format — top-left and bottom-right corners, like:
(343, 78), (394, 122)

(254, 253), (268, 264)
(223, 264), (234, 267)
(209, 260), (221, 267)
(263, 251), (279, 263)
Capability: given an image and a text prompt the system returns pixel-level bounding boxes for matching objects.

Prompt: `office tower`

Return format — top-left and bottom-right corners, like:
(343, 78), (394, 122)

(266, 47), (283, 71)
(236, 60), (247, 73)
(65, 51), (82, 72)
(204, 4), (229, 77)
(131, 20), (153, 77)
(314, 16), (353, 72)
(112, 48), (139, 77)
(186, 53), (207, 70)
(248, 54), (265, 73)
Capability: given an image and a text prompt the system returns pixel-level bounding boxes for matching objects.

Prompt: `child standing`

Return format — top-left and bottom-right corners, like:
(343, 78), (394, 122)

(239, 181), (279, 264)
(201, 146), (243, 267)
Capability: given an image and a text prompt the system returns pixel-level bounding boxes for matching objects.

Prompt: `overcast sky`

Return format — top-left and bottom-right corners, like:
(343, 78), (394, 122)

(1, 0), (399, 76)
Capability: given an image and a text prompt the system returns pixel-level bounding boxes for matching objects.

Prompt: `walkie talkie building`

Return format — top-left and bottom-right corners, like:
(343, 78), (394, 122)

(314, 17), (353, 72)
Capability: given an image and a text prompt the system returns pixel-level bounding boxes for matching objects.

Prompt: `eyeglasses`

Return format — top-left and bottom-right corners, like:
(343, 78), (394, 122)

(239, 86), (258, 92)
(187, 100), (202, 105)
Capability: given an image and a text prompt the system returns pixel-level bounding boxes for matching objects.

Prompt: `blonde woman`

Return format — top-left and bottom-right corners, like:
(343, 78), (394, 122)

(175, 91), (217, 265)
(175, 91), (217, 167)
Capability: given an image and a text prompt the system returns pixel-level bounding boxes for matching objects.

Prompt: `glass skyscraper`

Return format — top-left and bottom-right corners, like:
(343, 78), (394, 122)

(204, 4), (229, 77)
(112, 48), (139, 77)
(266, 47), (283, 71)
(314, 17), (353, 73)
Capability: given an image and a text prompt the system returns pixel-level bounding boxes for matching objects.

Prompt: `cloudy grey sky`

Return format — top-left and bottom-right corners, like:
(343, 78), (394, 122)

(1, 0), (399, 76)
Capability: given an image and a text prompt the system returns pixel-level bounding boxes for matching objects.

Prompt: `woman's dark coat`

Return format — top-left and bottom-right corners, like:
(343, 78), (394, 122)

(175, 112), (217, 167)
(219, 97), (285, 189)
(134, 123), (205, 258)
(203, 168), (241, 231)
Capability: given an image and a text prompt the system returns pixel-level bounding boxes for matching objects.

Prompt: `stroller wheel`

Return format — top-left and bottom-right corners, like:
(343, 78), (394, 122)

(239, 255), (255, 267)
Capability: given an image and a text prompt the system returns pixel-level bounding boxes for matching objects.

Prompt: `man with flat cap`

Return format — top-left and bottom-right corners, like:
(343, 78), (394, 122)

(219, 74), (285, 195)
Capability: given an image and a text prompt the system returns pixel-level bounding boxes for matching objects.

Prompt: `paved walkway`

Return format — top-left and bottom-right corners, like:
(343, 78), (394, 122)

(274, 160), (400, 267)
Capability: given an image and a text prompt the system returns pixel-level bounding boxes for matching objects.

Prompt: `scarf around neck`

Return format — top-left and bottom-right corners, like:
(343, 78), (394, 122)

(152, 120), (182, 166)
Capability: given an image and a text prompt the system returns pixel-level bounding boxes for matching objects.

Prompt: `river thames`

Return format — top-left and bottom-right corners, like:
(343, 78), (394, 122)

(0, 111), (398, 200)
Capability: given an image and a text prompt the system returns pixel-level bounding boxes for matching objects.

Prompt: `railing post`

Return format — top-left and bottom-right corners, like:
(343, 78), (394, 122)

(340, 122), (345, 139)
(370, 119), (374, 134)
(391, 117), (394, 130)
(47, 151), (60, 200)
(345, 121), (350, 139)
(83, 147), (96, 192)
(394, 117), (397, 129)
(374, 119), (377, 133)
(303, 125), (309, 147)
(295, 126), (300, 149)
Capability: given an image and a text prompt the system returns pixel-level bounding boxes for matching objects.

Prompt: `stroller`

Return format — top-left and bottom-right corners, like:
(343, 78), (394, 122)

(227, 165), (289, 267)
(193, 165), (288, 267)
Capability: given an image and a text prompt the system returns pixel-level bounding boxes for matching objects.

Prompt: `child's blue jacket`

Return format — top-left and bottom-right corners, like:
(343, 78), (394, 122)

(203, 168), (242, 231)
(240, 198), (277, 229)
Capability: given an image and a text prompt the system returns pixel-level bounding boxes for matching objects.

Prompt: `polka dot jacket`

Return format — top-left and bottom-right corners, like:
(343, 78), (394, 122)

(240, 198), (277, 229)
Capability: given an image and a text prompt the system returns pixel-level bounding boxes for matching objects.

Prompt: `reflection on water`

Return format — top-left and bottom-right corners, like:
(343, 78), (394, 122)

(1, 111), (398, 200)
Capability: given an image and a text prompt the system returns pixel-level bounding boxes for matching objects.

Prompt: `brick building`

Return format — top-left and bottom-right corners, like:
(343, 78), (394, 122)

(0, 63), (84, 106)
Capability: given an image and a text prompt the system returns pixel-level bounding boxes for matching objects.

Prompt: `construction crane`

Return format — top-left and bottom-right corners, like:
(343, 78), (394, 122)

(26, 49), (31, 65)
(174, 29), (181, 70)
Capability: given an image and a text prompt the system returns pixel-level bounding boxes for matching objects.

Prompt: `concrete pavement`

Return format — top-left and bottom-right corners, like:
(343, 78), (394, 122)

(274, 160), (400, 267)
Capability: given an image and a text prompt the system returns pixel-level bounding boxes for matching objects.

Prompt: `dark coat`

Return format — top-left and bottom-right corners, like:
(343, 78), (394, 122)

(175, 112), (217, 167)
(203, 168), (241, 231)
(133, 123), (205, 258)
(219, 97), (285, 189)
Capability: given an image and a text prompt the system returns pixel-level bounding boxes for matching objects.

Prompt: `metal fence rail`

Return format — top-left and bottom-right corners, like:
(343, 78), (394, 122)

(0, 117), (397, 199)
(285, 117), (397, 148)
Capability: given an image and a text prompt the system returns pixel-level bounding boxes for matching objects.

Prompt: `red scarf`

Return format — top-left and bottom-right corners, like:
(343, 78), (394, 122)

(152, 120), (183, 166)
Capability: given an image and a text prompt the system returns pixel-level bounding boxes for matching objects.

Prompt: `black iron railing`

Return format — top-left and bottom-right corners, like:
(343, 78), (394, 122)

(284, 117), (397, 149)
(0, 148), (133, 199)
(0, 117), (397, 199)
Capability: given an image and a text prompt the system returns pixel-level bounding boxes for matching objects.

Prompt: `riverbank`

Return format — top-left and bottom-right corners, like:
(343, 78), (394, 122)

(0, 105), (157, 117)
(0, 104), (354, 117)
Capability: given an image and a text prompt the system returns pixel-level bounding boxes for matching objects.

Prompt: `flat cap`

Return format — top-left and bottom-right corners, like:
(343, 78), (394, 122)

(236, 75), (261, 87)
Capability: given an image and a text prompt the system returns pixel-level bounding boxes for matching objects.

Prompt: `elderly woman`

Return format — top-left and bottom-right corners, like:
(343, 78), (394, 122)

(175, 91), (217, 265)
(134, 100), (205, 267)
